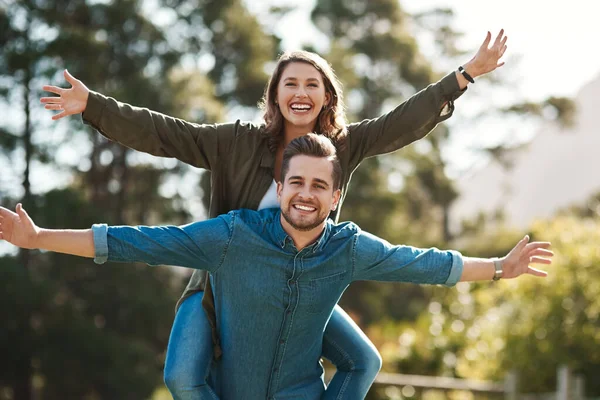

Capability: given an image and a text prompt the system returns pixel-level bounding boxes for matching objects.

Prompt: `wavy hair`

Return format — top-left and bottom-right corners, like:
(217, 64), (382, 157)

(259, 51), (347, 152)
(281, 133), (342, 190)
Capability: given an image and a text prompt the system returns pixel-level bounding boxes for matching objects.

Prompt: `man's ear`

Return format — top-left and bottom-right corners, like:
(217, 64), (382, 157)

(331, 189), (341, 211)
(277, 181), (283, 201)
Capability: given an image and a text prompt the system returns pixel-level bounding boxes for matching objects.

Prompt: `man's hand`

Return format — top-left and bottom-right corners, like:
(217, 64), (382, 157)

(463, 29), (508, 79)
(500, 235), (553, 279)
(0, 204), (40, 249)
(41, 70), (90, 120)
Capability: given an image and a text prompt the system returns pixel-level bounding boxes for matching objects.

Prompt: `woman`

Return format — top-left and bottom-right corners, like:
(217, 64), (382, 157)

(41, 30), (507, 399)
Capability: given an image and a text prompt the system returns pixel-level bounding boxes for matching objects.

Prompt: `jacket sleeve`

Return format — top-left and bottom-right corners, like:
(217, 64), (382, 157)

(82, 91), (244, 170)
(346, 72), (465, 166)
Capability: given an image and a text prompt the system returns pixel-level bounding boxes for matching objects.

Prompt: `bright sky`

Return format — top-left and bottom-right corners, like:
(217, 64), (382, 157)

(402, 0), (600, 99)
(263, 0), (600, 100)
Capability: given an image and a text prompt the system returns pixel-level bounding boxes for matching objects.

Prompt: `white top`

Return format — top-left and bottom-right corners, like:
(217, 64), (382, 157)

(257, 179), (279, 210)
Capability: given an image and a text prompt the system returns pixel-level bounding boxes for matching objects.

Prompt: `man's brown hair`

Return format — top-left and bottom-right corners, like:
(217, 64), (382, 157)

(281, 133), (342, 190)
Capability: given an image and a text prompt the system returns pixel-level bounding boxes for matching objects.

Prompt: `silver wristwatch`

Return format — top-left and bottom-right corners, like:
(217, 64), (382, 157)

(492, 258), (503, 281)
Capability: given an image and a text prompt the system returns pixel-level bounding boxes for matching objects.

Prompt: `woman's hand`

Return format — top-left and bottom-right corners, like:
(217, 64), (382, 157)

(41, 70), (90, 120)
(464, 29), (508, 78)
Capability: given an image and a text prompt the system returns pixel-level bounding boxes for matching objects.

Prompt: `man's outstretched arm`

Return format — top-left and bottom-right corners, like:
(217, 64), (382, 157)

(0, 204), (94, 258)
(0, 204), (231, 271)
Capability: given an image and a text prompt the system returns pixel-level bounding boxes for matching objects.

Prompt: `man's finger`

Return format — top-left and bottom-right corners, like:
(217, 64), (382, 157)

(0, 207), (15, 218)
(513, 235), (530, 253)
(529, 256), (552, 265)
(42, 85), (64, 95)
(527, 267), (548, 277)
(528, 248), (554, 257)
(525, 242), (552, 252)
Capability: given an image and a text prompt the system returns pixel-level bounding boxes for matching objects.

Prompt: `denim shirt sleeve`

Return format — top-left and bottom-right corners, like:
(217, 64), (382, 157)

(90, 214), (234, 272)
(351, 230), (463, 286)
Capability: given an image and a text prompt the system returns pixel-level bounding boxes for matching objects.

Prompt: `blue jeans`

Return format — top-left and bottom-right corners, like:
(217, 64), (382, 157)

(164, 291), (381, 399)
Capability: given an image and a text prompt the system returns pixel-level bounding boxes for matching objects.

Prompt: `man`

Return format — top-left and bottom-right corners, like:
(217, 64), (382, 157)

(0, 134), (552, 399)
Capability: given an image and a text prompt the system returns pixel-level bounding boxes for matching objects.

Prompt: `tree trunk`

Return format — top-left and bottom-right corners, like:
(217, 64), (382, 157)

(15, 60), (34, 400)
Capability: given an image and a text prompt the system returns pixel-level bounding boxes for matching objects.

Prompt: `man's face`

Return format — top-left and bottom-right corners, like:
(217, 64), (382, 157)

(277, 155), (340, 232)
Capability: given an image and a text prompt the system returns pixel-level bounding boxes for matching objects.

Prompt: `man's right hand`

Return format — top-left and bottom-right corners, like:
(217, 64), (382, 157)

(41, 70), (90, 120)
(0, 204), (40, 249)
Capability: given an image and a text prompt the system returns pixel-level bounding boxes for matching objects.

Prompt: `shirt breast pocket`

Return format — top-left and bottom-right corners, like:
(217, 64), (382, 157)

(305, 270), (348, 314)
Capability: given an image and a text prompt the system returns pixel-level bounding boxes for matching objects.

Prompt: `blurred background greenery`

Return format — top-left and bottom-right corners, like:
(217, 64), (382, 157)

(0, 0), (596, 399)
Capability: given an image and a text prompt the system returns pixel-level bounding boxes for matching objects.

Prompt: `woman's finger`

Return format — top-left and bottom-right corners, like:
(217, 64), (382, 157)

(52, 110), (68, 120)
(42, 85), (65, 95)
(40, 96), (62, 104)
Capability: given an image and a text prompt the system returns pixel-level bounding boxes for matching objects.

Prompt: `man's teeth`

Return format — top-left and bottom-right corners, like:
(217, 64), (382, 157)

(294, 204), (315, 211)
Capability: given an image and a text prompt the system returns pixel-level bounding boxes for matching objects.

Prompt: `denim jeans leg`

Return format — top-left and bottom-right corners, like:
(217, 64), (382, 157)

(321, 305), (382, 400)
(164, 291), (219, 400)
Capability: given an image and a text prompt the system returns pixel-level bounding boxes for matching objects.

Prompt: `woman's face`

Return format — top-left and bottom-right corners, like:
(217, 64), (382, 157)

(276, 62), (330, 134)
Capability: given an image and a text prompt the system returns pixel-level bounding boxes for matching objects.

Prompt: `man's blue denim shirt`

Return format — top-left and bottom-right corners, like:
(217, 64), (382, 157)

(92, 208), (463, 399)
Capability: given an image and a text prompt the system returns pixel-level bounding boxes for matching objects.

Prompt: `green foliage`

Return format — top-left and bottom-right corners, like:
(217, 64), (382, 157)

(0, 189), (184, 399)
(497, 216), (600, 394)
(372, 210), (600, 396)
(502, 96), (576, 128)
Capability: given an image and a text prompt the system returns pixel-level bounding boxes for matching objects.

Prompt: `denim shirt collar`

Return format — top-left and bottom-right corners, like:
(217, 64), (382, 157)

(272, 210), (332, 253)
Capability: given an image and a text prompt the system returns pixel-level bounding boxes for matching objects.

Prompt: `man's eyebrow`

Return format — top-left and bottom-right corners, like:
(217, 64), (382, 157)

(313, 178), (330, 187)
(287, 175), (304, 181)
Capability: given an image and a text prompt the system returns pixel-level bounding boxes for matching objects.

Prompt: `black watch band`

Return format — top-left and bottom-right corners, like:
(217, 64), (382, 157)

(458, 66), (475, 84)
